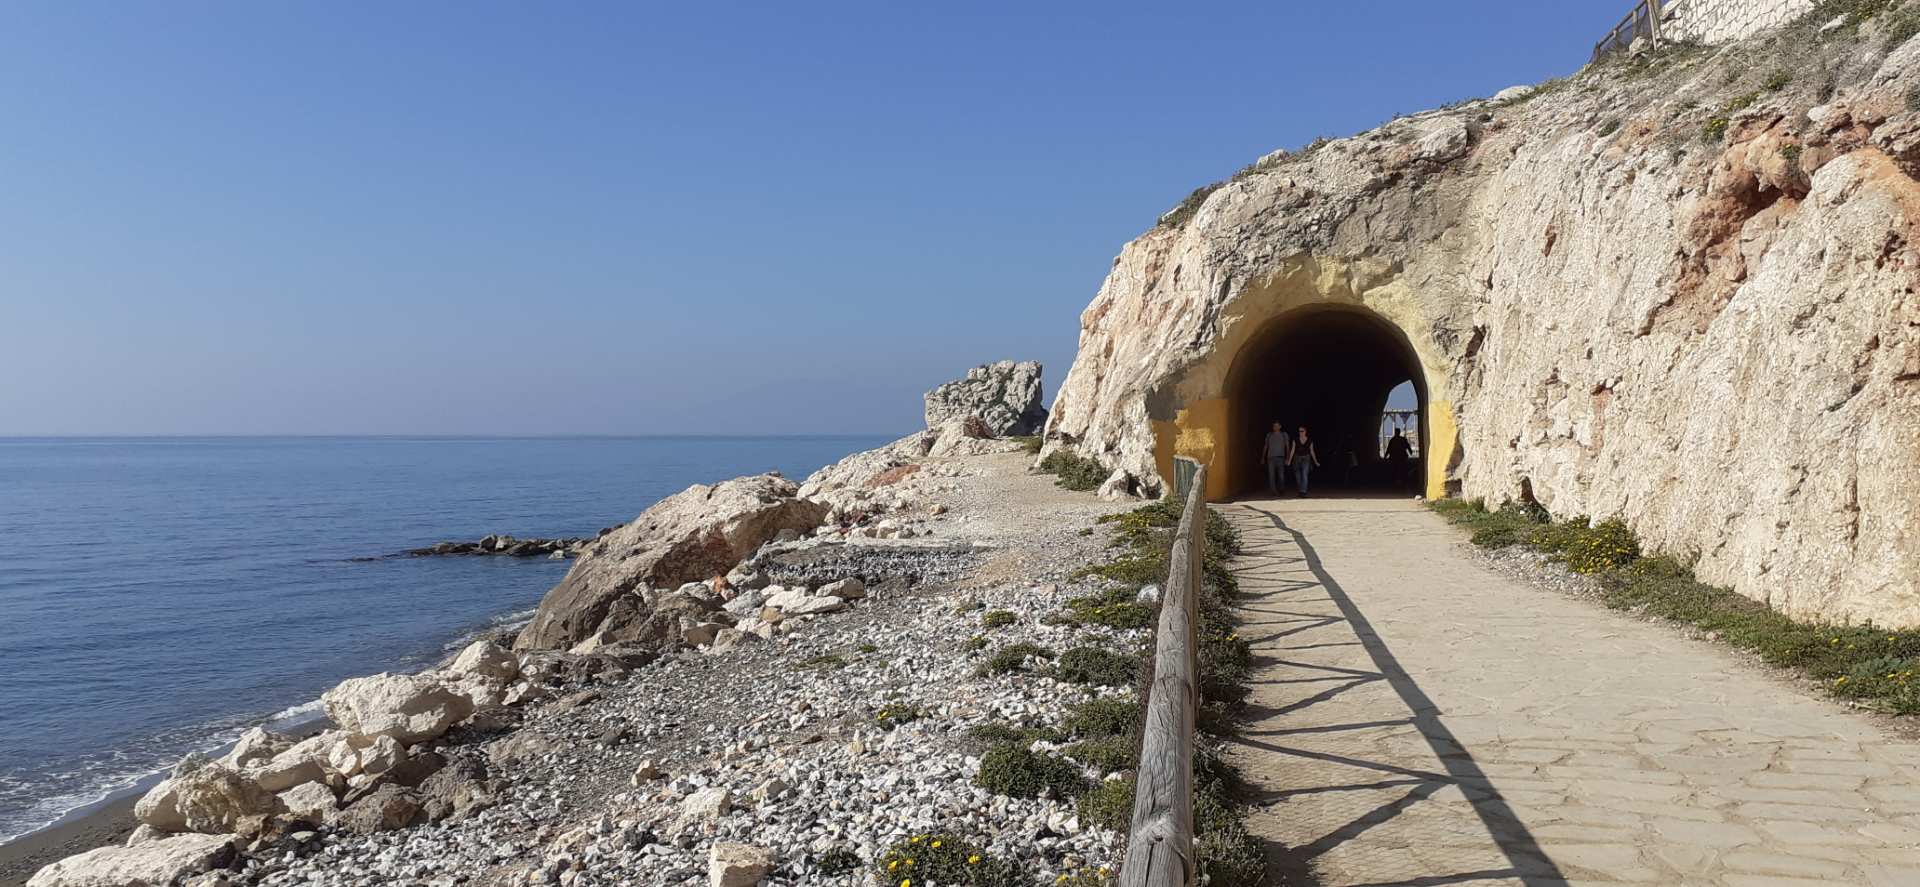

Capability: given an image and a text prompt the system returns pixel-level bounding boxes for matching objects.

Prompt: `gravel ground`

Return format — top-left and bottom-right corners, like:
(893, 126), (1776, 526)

(241, 448), (1140, 887)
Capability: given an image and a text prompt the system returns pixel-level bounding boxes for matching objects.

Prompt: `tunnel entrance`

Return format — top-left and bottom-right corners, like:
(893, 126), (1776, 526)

(1224, 306), (1426, 497)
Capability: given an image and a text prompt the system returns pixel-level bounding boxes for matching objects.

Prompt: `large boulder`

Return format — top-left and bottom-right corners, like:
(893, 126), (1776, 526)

(321, 673), (475, 745)
(26, 833), (234, 887)
(327, 784), (423, 835)
(133, 757), (282, 834)
(513, 474), (829, 650)
(446, 640), (519, 684)
(923, 360), (1047, 436)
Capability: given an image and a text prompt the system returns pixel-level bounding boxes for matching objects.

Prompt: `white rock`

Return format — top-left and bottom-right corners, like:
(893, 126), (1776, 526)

(818, 578), (866, 600)
(277, 782), (337, 822)
(707, 842), (774, 887)
(321, 673), (475, 746)
(446, 640), (519, 683)
(134, 757), (281, 834)
(683, 787), (731, 821)
(27, 834), (234, 887)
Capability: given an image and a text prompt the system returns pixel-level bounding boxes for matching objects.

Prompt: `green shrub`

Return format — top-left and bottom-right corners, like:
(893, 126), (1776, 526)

(1597, 118), (1621, 137)
(1764, 69), (1793, 91)
(1040, 611), (1081, 627)
(1056, 646), (1140, 686)
(1063, 587), (1155, 629)
(874, 832), (1024, 887)
(1065, 697), (1142, 739)
(1075, 777), (1135, 832)
(975, 743), (1088, 799)
(981, 609), (1017, 629)
(856, 642), (879, 654)
(962, 634), (988, 653)
(1702, 115), (1730, 142)
(875, 703), (921, 729)
(815, 847), (861, 876)
(1039, 449), (1110, 491)
(976, 642), (1055, 676)
(954, 599), (984, 614)
(802, 653), (847, 669)
(1063, 734), (1137, 774)
(1159, 182), (1223, 228)
(1011, 434), (1044, 455)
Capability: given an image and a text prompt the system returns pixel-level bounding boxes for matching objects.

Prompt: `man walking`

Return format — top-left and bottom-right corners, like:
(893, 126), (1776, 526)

(1260, 421), (1291, 496)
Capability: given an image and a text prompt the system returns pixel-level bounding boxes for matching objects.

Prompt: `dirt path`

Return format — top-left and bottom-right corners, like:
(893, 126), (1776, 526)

(1216, 496), (1920, 887)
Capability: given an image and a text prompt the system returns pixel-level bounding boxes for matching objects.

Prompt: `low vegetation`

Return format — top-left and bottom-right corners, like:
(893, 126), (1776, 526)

(974, 743), (1087, 799)
(981, 609), (1017, 629)
(1038, 449), (1110, 491)
(975, 642), (1055, 676)
(1010, 434), (1044, 455)
(874, 832), (1024, 887)
(1055, 646), (1140, 687)
(1430, 499), (1920, 715)
(874, 703), (921, 729)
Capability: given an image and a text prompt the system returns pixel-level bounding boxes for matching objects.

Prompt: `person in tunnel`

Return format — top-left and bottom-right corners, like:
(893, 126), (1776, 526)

(1290, 425), (1321, 496)
(1260, 420), (1291, 495)
(1386, 429), (1413, 491)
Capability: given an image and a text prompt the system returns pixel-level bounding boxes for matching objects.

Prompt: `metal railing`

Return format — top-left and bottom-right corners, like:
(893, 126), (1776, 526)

(1594, 0), (1677, 59)
(1118, 464), (1208, 887)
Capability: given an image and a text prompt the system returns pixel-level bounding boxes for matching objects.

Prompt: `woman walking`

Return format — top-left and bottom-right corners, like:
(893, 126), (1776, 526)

(1289, 425), (1321, 496)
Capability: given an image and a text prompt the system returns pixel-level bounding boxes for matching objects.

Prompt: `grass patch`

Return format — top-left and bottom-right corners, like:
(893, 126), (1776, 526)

(975, 642), (1055, 676)
(1763, 69), (1793, 91)
(1597, 118), (1620, 137)
(975, 743), (1088, 799)
(874, 703), (921, 729)
(1062, 586), (1156, 629)
(1010, 434), (1044, 455)
(1063, 734), (1137, 774)
(1431, 499), (1920, 715)
(801, 653), (847, 669)
(981, 609), (1017, 629)
(1064, 696), (1143, 739)
(874, 832), (1024, 886)
(1056, 646), (1140, 687)
(1158, 181), (1223, 229)
(961, 634), (988, 653)
(856, 642), (878, 654)
(1039, 449), (1110, 492)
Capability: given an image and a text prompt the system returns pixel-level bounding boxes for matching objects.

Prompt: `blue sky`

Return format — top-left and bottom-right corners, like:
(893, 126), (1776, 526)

(1, 1), (1624, 435)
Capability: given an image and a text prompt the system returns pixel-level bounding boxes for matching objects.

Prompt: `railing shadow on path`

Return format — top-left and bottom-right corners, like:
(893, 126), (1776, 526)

(1226, 503), (1572, 887)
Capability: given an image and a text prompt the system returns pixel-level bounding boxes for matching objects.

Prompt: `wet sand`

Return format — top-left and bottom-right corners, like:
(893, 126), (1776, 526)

(0, 796), (137, 887)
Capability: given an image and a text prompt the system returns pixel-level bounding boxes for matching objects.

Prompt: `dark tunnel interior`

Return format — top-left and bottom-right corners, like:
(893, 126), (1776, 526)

(1227, 306), (1426, 495)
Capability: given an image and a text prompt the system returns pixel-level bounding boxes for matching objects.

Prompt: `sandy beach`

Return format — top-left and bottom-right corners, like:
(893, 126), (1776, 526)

(0, 797), (137, 887)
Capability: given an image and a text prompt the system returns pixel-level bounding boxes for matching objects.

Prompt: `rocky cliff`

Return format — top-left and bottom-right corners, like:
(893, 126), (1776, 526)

(1046, 15), (1920, 628)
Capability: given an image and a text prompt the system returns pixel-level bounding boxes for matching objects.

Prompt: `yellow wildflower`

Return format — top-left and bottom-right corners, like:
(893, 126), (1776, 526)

(889, 861), (899, 871)
(931, 840), (942, 849)
(968, 855), (982, 865)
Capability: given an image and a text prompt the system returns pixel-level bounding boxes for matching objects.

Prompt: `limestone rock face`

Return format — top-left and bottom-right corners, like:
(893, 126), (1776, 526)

(321, 673), (475, 746)
(1048, 31), (1920, 627)
(513, 474), (829, 651)
(26, 833), (234, 887)
(924, 360), (1047, 436)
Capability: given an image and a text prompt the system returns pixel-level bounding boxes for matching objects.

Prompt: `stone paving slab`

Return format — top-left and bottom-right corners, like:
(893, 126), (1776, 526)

(1217, 497), (1920, 887)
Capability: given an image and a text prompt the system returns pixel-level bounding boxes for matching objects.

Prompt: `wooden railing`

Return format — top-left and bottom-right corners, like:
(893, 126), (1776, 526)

(1594, 0), (1676, 59)
(1118, 463), (1208, 887)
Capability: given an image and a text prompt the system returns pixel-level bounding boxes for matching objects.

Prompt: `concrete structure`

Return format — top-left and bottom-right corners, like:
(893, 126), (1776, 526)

(1662, 0), (1817, 43)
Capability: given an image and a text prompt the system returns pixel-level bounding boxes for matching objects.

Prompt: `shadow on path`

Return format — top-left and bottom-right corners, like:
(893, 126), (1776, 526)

(1228, 503), (1570, 887)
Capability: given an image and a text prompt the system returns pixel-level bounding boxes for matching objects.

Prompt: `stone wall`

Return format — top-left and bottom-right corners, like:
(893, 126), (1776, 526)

(1660, 0), (1816, 44)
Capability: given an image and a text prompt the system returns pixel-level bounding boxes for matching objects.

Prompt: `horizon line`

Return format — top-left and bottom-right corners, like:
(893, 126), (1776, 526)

(0, 432), (909, 441)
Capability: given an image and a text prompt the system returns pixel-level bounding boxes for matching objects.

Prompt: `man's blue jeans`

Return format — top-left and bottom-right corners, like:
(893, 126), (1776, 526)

(1294, 461), (1312, 494)
(1266, 460), (1286, 494)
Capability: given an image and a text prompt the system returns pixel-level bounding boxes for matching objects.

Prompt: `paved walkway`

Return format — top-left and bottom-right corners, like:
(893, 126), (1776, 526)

(1216, 496), (1920, 887)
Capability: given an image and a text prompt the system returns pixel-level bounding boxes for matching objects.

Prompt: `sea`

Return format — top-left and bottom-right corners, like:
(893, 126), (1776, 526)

(0, 435), (889, 845)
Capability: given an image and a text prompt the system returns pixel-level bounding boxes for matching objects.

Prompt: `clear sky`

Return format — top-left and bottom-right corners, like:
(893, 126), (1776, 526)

(0, 1), (1626, 436)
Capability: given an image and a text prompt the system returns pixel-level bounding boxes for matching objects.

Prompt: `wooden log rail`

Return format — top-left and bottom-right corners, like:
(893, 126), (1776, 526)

(1118, 462), (1207, 887)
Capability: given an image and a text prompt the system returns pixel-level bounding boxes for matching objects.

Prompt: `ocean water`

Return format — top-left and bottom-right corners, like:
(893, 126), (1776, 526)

(0, 435), (887, 844)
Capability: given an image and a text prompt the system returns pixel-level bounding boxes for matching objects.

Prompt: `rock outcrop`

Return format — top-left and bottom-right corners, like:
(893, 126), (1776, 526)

(1047, 24), (1920, 627)
(513, 474), (829, 650)
(924, 360), (1047, 436)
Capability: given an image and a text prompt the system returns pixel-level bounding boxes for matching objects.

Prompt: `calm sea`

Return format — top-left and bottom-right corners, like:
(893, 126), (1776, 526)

(0, 435), (887, 844)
